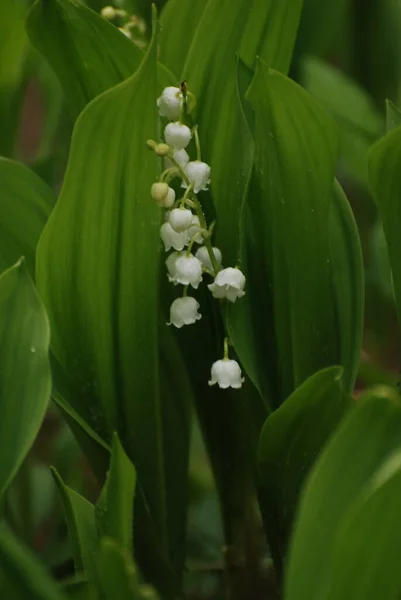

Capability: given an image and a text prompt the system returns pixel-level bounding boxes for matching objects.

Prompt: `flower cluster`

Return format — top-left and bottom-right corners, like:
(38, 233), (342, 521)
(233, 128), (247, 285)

(147, 85), (246, 389)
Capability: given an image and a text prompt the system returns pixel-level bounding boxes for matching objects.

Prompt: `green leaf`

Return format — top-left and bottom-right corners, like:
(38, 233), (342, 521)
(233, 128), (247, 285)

(0, 0), (28, 156)
(302, 56), (383, 186)
(229, 63), (341, 406)
(96, 433), (136, 551)
(182, 0), (303, 265)
(0, 158), (55, 278)
(159, 0), (207, 77)
(284, 389), (401, 600)
(0, 526), (66, 600)
(36, 14), (182, 596)
(51, 468), (97, 577)
(324, 454), (401, 600)
(0, 260), (51, 500)
(258, 367), (349, 572)
(27, 0), (143, 117)
(94, 538), (146, 600)
(293, 0), (350, 58)
(385, 99), (401, 132)
(369, 124), (401, 327)
(328, 181), (364, 393)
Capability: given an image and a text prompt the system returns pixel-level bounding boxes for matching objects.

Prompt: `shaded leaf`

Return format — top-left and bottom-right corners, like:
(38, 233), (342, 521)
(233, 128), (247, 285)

(27, 0), (143, 117)
(284, 389), (401, 600)
(369, 124), (401, 327)
(0, 260), (51, 499)
(385, 99), (401, 132)
(0, 526), (66, 600)
(0, 158), (55, 277)
(258, 366), (349, 572)
(96, 433), (136, 551)
(51, 468), (97, 577)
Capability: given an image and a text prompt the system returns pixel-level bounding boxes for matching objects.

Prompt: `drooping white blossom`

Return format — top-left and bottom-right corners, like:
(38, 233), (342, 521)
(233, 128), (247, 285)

(165, 251), (182, 283)
(165, 148), (190, 170)
(156, 86), (182, 120)
(182, 161), (211, 193)
(164, 122), (192, 150)
(168, 296), (202, 328)
(195, 246), (222, 271)
(173, 254), (203, 288)
(208, 267), (245, 302)
(168, 207), (193, 232)
(160, 222), (188, 252)
(208, 359), (245, 389)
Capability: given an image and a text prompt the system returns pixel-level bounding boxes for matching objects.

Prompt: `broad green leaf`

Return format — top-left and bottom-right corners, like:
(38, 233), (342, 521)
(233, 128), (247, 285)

(27, 0), (143, 117)
(302, 56), (383, 186)
(284, 390), (401, 600)
(385, 99), (401, 132)
(328, 181), (364, 393)
(324, 454), (401, 600)
(0, 0), (28, 156)
(182, 0), (303, 265)
(159, 0), (207, 77)
(229, 63), (340, 406)
(369, 124), (401, 327)
(0, 158), (55, 277)
(258, 367), (349, 572)
(96, 434), (136, 551)
(51, 468), (97, 577)
(36, 15), (182, 596)
(0, 527), (66, 600)
(0, 260), (51, 500)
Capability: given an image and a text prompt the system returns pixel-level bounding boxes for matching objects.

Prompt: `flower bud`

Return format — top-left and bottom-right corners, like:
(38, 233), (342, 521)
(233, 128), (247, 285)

(195, 246), (222, 271)
(155, 143), (171, 157)
(208, 267), (245, 302)
(182, 161), (211, 193)
(168, 296), (202, 328)
(146, 139), (157, 151)
(174, 254), (203, 288)
(101, 6), (117, 19)
(208, 359), (245, 389)
(168, 207), (193, 232)
(166, 251), (182, 283)
(160, 222), (188, 252)
(157, 86), (182, 120)
(164, 122), (192, 150)
(151, 183), (175, 208)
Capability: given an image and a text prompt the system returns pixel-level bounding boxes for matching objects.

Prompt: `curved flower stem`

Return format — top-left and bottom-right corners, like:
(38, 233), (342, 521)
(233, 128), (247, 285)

(182, 285), (188, 297)
(193, 125), (202, 161)
(191, 196), (220, 275)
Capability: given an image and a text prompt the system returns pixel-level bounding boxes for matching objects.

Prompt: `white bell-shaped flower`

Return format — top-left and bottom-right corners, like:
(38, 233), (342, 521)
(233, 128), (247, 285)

(164, 149), (190, 170)
(195, 246), (222, 271)
(164, 122), (192, 150)
(182, 161), (211, 193)
(156, 86), (182, 120)
(186, 215), (204, 245)
(173, 254), (203, 288)
(165, 251), (182, 283)
(160, 222), (188, 252)
(151, 182), (175, 208)
(208, 359), (245, 389)
(208, 267), (246, 302)
(168, 296), (202, 328)
(168, 207), (193, 232)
